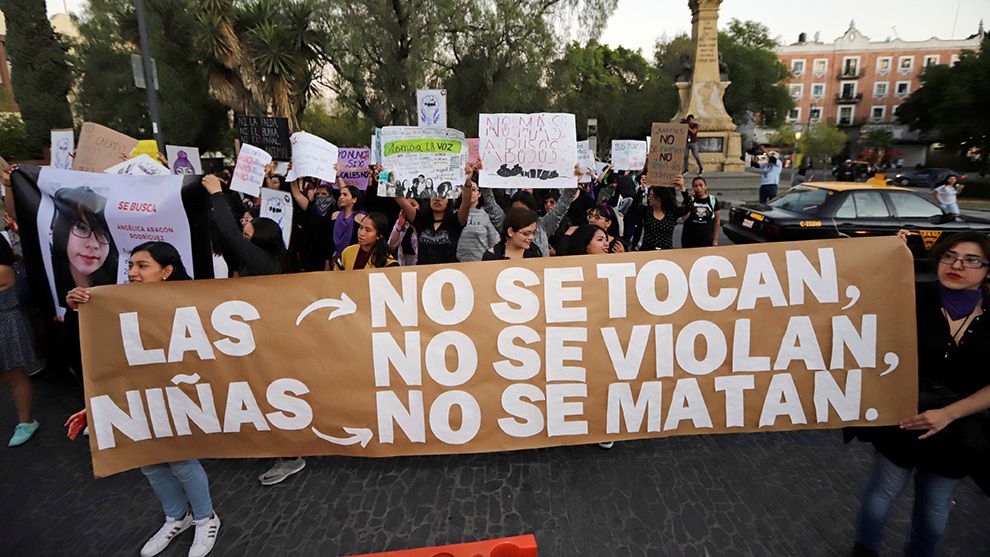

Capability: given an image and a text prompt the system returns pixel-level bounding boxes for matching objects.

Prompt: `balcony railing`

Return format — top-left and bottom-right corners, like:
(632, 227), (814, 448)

(836, 93), (863, 104)
(838, 69), (864, 79)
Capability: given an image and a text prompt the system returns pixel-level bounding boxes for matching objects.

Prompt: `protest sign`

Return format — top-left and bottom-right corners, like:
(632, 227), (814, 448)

(466, 138), (480, 166)
(611, 140), (648, 171)
(165, 145), (203, 175)
(644, 123), (689, 187)
(73, 123), (139, 173)
(337, 148), (371, 190)
(378, 127), (466, 199)
(235, 116), (291, 161)
(417, 89), (447, 127)
(77, 236), (917, 477)
(50, 129), (74, 170)
(130, 140), (160, 161)
(105, 154), (171, 176)
(260, 188), (293, 247)
(370, 131), (382, 165)
(576, 140), (595, 183)
(10, 166), (213, 319)
(230, 143), (272, 197)
(274, 162), (289, 177)
(285, 132), (338, 183)
(478, 113), (577, 190)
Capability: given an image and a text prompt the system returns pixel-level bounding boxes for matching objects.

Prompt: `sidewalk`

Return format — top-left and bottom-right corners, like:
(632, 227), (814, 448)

(1, 372), (988, 556)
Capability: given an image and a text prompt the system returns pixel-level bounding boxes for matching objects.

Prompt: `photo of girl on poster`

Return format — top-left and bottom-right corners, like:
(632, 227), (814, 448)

(50, 187), (118, 307)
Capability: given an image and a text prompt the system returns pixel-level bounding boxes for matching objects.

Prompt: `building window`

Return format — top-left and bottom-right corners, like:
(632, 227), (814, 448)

(950, 54), (960, 66)
(876, 56), (892, 76)
(811, 83), (825, 100)
(895, 81), (911, 99)
(813, 58), (828, 77)
(842, 56), (860, 77)
(840, 81), (857, 99)
(873, 81), (889, 99)
(898, 56), (914, 74)
(870, 106), (886, 122)
(923, 55), (941, 67)
(838, 106), (854, 126)
(787, 108), (801, 122)
(789, 83), (804, 99)
(809, 107), (822, 122)
(791, 59), (806, 76)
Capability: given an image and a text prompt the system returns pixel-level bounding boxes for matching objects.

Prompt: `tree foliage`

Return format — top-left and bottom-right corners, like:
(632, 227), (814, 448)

(0, 113), (34, 161)
(299, 101), (374, 148)
(0, 0), (74, 155)
(897, 38), (990, 175)
(799, 123), (846, 167)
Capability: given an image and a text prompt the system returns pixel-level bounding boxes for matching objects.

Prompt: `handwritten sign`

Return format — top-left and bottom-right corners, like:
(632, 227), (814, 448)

(576, 140), (595, 183)
(417, 89), (447, 127)
(466, 138), (480, 166)
(104, 154), (171, 176)
(285, 132), (338, 183)
(235, 116), (291, 161)
(644, 123), (689, 187)
(50, 129), (74, 169)
(260, 187), (293, 247)
(378, 127), (466, 199)
(478, 113), (577, 190)
(73, 123), (139, 173)
(230, 143), (272, 197)
(337, 148), (370, 190)
(611, 140), (648, 171)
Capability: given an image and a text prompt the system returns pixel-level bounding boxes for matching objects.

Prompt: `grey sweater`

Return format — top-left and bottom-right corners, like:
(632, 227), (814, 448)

(484, 188), (576, 257)
(456, 207), (500, 262)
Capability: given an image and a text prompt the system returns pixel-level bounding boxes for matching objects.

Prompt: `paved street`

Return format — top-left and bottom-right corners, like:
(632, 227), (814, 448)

(2, 371), (988, 556)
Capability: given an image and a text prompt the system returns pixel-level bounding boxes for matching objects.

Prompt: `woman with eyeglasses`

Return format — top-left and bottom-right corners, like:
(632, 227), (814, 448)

(850, 231), (990, 557)
(584, 204), (626, 253)
(483, 207), (542, 260)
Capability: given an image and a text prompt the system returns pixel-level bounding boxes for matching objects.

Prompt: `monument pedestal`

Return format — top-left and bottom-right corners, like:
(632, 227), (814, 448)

(694, 130), (744, 173)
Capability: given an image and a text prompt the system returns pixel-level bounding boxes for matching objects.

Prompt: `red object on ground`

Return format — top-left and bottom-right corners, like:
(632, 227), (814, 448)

(343, 534), (537, 557)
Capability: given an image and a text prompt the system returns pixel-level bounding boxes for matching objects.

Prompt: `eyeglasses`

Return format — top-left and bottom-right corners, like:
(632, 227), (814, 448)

(516, 230), (536, 239)
(71, 221), (110, 245)
(939, 252), (989, 269)
(240, 216), (253, 224)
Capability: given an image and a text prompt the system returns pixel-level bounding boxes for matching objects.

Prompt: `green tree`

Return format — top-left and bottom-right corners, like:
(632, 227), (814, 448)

(0, 0), (74, 155)
(0, 113), (34, 161)
(300, 102), (374, 148)
(768, 123), (798, 150)
(799, 123), (846, 167)
(897, 38), (990, 175)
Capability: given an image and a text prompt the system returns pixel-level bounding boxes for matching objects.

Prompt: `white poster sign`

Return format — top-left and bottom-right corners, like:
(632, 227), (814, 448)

(285, 132), (338, 183)
(50, 129), (75, 170)
(416, 89), (447, 128)
(378, 126), (466, 199)
(260, 187), (293, 247)
(478, 113), (578, 190)
(611, 140), (648, 171)
(35, 168), (194, 317)
(165, 145), (203, 175)
(230, 143), (272, 197)
(576, 140), (595, 183)
(104, 154), (171, 176)
(370, 130), (382, 165)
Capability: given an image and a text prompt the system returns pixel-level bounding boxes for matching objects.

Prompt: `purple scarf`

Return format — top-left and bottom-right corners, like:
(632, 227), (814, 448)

(332, 210), (362, 258)
(939, 284), (983, 320)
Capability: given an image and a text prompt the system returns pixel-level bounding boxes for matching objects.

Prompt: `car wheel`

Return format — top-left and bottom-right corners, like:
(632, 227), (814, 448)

(898, 178), (910, 186)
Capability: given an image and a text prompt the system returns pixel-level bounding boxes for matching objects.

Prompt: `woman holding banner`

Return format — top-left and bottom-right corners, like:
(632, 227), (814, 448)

(65, 242), (222, 557)
(851, 231), (990, 557)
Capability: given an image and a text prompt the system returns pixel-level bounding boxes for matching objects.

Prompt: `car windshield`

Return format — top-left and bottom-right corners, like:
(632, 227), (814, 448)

(768, 186), (829, 214)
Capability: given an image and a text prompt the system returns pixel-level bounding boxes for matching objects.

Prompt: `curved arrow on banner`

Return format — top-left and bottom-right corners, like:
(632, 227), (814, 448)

(311, 426), (373, 448)
(295, 293), (357, 326)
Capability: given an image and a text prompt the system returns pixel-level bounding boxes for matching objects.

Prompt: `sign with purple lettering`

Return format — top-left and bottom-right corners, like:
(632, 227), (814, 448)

(337, 148), (371, 190)
(478, 113), (577, 189)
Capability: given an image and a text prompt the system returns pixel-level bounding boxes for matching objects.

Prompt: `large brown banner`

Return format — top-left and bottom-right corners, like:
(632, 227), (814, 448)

(80, 237), (918, 477)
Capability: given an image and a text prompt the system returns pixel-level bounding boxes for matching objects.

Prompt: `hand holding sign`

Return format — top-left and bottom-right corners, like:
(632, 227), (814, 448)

(230, 143), (272, 197)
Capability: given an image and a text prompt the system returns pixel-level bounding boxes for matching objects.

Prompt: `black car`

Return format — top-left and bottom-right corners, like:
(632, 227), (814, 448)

(724, 183), (990, 263)
(889, 168), (966, 188)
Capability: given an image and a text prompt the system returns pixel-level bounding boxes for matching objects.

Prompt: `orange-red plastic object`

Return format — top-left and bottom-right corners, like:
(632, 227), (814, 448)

(343, 534), (537, 557)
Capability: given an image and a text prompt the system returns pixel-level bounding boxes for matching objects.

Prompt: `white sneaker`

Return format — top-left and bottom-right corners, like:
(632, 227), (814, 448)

(258, 457), (306, 486)
(598, 442), (614, 449)
(140, 513), (192, 557)
(188, 513), (221, 557)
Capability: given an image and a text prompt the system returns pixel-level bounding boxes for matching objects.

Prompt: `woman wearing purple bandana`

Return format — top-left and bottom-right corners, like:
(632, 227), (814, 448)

(851, 231), (990, 557)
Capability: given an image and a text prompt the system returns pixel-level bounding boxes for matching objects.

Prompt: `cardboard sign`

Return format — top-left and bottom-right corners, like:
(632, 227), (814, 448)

(73, 123), (139, 173)
(50, 129), (75, 170)
(378, 127), (466, 199)
(230, 143), (272, 197)
(478, 113), (578, 190)
(611, 140), (648, 171)
(285, 132), (338, 183)
(644, 123), (689, 187)
(260, 187), (293, 247)
(416, 89), (447, 127)
(235, 116), (291, 161)
(77, 237), (918, 477)
(337, 148), (371, 190)
(466, 138), (480, 166)
(104, 154), (171, 176)
(130, 140), (160, 161)
(165, 145), (203, 175)
(576, 140), (595, 183)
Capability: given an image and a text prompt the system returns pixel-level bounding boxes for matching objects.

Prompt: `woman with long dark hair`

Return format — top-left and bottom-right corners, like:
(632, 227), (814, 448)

(585, 204), (626, 253)
(330, 184), (366, 262)
(203, 175), (289, 276)
(483, 207), (542, 260)
(0, 233), (37, 446)
(65, 242), (221, 557)
(850, 231), (990, 557)
(636, 177), (683, 251)
(565, 224), (609, 256)
(336, 212), (398, 270)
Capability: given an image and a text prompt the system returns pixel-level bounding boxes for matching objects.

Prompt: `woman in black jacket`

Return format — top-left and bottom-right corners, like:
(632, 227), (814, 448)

(851, 231), (990, 557)
(483, 207), (542, 260)
(203, 175), (288, 276)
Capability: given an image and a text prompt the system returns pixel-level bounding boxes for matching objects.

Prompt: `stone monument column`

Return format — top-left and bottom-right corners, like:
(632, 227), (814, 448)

(673, 0), (744, 172)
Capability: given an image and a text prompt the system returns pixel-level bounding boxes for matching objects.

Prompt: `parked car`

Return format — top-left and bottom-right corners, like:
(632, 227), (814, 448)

(723, 183), (990, 268)
(888, 168), (966, 188)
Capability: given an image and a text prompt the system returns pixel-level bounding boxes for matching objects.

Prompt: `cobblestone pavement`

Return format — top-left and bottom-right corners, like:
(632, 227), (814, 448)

(1, 373), (988, 557)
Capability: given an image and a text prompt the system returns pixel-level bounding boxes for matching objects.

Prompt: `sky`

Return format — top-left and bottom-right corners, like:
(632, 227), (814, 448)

(47, 0), (990, 53)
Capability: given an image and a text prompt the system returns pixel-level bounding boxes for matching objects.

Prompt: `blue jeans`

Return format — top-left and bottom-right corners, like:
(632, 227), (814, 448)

(141, 460), (214, 521)
(759, 184), (778, 204)
(854, 450), (959, 557)
(940, 202), (960, 216)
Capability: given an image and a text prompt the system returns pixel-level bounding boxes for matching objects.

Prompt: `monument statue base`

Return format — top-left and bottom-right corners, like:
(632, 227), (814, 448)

(673, 81), (735, 131)
(686, 130), (744, 173)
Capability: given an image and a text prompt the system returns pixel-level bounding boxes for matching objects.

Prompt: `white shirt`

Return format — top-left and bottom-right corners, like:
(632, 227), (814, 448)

(934, 184), (959, 205)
